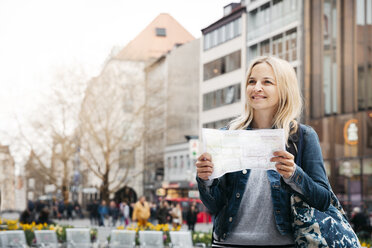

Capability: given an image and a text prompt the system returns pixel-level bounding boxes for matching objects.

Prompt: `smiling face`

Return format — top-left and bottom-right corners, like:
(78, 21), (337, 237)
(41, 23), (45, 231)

(246, 62), (279, 117)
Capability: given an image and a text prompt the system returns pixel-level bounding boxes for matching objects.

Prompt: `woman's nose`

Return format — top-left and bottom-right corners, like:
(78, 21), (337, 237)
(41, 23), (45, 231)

(253, 81), (263, 91)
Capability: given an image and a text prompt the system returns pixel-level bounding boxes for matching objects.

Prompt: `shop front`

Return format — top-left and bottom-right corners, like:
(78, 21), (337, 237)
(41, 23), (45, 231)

(309, 111), (372, 217)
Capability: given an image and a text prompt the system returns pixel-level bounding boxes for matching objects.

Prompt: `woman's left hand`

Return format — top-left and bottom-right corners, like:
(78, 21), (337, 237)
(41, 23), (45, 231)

(270, 150), (295, 179)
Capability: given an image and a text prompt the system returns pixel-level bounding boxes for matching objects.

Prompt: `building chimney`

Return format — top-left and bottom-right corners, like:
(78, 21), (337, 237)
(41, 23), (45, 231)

(223, 2), (241, 16)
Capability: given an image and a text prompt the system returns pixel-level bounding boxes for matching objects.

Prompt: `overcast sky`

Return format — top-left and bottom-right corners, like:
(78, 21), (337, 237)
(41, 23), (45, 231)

(0, 0), (234, 143)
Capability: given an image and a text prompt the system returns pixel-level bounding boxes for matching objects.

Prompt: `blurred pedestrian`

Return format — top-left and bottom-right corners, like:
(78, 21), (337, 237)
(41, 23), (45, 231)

(170, 202), (182, 229)
(186, 204), (198, 231)
(37, 207), (53, 225)
(119, 200), (130, 227)
(109, 200), (119, 227)
(52, 198), (58, 219)
(27, 200), (35, 213)
(20, 207), (35, 224)
(98, 200), (109, 226)
(66, 201), (74, 220)
(351, 207), (367, 233)
(132, 196), (150, 227)
(74, 201), (83, 219)
(156, 200), (170, 225)
(87, 200), (99, 225)
(57, 200), (65, 220)
(150, 202), (157, 224)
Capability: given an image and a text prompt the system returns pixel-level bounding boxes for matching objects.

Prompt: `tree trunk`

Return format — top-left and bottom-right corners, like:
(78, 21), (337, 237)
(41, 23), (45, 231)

(62, 160), (69, 202)
(62, 184), (69, 203)
(101, 173), (110, 203)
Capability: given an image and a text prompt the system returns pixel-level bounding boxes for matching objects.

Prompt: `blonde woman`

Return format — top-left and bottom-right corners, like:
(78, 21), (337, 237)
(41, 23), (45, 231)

(196, 56), (332, 247)
(170, 202), (183, 229)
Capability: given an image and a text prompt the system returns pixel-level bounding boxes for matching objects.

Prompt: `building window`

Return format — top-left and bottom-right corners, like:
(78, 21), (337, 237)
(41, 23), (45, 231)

(272, 34), (283, 58)
(167, 157), (171, 170)
(286, 29), (297, 61)
(357, 0), (372, 110)
(248, 45), (258, 62)
(248, 0), (300, 42)
(248, 29), (298, 63)
(203, 117), (236, 129)
(261, 3), (270, 25)
(119, 149), (135, 168)
(233, 18), (241, 37)
(173, 156), (177, 169)
(248, 9), (258, 32)
(180, 155), (184, 169)
(204, 34), (210, 50)
(155, 28), (166, 37)
(203, 17), (242, 50)
(203, 83), (241, 111)
(272, 0), (283, 21)
(323, 0), (338, 115)
(260, 39), (270, 56)
(203, 50), (241, 81)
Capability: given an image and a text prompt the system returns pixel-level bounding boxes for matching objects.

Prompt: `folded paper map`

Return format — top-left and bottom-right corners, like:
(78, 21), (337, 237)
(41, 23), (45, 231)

(202, 128), (285, 179)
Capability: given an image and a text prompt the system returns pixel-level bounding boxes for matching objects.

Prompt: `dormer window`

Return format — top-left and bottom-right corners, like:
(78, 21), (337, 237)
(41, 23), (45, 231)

(156, 28), (166, 37)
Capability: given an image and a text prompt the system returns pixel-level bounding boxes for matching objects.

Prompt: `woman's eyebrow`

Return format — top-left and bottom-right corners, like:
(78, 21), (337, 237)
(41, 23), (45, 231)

(248, 76), (275, 80)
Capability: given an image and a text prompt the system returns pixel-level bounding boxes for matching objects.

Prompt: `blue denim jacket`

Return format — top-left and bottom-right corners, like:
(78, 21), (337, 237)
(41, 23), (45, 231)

(197, 124), (332, 241)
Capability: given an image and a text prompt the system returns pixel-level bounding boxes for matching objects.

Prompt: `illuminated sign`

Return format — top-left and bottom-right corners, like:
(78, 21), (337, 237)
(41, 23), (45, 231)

(343, 119), (358, 145)
(156, 188), (166, 196)
(189, 139), (199, 160)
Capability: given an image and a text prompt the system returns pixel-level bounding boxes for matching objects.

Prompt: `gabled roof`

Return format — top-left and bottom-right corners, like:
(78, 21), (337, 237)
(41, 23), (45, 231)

(116, 13), (194, 61)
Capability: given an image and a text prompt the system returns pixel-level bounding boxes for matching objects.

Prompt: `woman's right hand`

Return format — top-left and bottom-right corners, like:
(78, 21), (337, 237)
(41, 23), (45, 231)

(195, 152), (214, 180)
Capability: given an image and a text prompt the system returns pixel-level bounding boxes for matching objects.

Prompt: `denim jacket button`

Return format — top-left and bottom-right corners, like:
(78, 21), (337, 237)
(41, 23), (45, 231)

(229, 217), (233, 222)
(242, 169), (247, 174)
(236, 193), (240, 198)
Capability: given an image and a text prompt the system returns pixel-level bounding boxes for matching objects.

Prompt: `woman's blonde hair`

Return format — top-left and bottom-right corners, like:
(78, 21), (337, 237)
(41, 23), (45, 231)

(229, 56), (303, 143)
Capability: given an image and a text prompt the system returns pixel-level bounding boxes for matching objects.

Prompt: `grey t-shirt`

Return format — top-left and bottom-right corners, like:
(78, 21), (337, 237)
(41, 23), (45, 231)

(214, 170), (294, 246)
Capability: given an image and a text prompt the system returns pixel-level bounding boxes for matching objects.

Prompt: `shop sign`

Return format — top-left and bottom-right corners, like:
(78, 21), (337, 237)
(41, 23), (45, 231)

(343, 119), (358, 145)
(188, 190), (199, 198)
(156, 188), (166, 196)
(82, 187), (98, 194)
(162, 182), (180, 189)
(189, 139), (199, 160)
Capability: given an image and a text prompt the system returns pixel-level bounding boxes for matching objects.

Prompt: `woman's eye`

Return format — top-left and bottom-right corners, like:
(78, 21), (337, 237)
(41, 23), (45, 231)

(265, 80), (273, 84)
(248, 80), (256, 84)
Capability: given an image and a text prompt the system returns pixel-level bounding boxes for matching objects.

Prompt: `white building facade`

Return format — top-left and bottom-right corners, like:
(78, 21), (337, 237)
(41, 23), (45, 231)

(145, 39), (200, 201)
(0, 145), (15, 210)
(200, 3), (247, 130)
(200, 0), (304, 131)
(246, 0), (304, 90)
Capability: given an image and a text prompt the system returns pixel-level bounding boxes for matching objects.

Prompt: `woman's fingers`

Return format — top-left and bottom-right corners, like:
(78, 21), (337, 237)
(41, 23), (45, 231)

(275, 163), (295, 178)
(197, 152), (212, 162)
(196, 152), (214, 180)
(273, 150), (294, 159)
(271, 150), (295, 179)
(271, 157), (294, 166)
